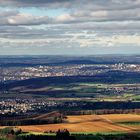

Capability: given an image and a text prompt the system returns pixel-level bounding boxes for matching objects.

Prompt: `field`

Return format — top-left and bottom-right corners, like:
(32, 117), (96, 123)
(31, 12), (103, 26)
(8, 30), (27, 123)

(2, 82), (140, 101)
(13, 114), (140, 133)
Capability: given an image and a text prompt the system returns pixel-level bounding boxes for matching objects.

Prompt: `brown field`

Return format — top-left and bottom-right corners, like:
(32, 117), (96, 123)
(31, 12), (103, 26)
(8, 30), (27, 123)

(13, 114), (140, 133)
(100, 114), (140, 122)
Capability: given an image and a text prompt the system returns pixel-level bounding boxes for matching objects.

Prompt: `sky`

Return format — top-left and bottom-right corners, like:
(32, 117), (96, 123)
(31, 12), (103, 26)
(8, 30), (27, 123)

(0, 0), (140, 55)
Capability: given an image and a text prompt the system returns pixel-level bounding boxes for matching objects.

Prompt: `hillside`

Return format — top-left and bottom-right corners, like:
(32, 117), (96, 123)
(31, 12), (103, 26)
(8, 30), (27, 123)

(14, 114), (140, 133)
(1, 71), (140, 92)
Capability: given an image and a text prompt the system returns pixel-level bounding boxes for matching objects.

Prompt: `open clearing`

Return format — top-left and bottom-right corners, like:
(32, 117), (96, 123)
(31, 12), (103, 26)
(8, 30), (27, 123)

(14, 114), (140, 133)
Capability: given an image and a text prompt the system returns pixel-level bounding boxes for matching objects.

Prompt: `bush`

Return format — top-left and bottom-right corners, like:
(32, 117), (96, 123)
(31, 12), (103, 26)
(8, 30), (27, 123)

(0, 127), (22, 135)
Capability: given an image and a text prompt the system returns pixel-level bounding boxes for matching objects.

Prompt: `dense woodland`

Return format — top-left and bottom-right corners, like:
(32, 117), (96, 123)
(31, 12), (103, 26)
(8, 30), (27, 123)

(0, 113), (64, 126)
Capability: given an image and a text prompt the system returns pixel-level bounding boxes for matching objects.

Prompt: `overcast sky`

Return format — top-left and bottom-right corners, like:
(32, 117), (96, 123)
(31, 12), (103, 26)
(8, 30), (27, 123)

(0, 0), (140, 55)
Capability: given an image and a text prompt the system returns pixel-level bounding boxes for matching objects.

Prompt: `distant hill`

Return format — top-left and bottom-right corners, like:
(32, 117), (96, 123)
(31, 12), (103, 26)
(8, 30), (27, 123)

(1, 71), (140, 94)
(0, 55), (140, 67)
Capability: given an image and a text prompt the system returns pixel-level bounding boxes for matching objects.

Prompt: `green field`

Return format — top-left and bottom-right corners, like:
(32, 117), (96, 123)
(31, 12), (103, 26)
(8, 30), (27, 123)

(2, 83), (140, 101)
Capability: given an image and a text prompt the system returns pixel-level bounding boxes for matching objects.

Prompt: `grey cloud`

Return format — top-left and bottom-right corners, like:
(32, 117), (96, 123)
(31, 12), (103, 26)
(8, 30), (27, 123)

(0, 0), (140, 55)
(0, 0), (73, 7)
(0, 0), (140, 11)
(0, 10), (53, 26)
(0, 0), (140, 26)
(1, 9), (140, 27)
(0, 21), (140, 43)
